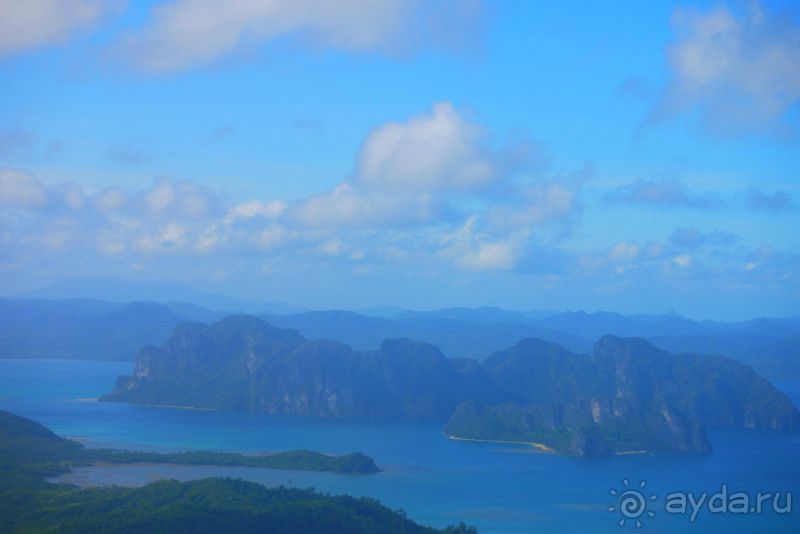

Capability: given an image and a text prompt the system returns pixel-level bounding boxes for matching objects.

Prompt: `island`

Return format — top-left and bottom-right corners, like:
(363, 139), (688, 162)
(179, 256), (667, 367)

(0, 409), (379, 474)
(0, 409), (474, 533)
(444, 335), (800, 456)
(102, 315), (800, 457)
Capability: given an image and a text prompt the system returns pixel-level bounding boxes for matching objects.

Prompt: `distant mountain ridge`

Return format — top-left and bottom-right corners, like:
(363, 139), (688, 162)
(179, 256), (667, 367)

(18, 277), (301, 315)
(103, 316), (800, 456)
(259, 309), (593, 360)
(393, 306), (547, 325)
(0, 299), (189, 361)
(1, 298), (798, 379)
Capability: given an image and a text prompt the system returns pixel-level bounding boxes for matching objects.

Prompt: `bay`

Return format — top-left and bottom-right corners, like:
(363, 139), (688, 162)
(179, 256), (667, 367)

(1, 359), (798, 533)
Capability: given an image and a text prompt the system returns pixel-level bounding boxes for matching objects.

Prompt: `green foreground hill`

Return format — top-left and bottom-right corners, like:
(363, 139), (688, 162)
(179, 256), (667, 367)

(0, 410), (473, 533)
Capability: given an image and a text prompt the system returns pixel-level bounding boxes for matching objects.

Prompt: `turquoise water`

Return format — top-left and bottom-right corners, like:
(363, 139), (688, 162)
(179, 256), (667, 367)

(1, 359), (798, 533)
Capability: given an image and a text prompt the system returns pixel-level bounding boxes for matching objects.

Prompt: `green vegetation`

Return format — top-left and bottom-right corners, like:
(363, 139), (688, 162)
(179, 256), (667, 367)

(0, 477), (477, 533)
(444, 401), (573, 453)
(0, 410), (379, 475)
(103, 316), (496, 419)
(104, 314), (799, 456)
(0, 410), (475, 533)
(445, 336), (798, 456)
(81, 448), (380, 474)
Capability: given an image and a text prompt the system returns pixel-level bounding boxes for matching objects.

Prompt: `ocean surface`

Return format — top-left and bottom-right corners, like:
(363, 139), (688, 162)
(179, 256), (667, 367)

(1, 358), (798, 533)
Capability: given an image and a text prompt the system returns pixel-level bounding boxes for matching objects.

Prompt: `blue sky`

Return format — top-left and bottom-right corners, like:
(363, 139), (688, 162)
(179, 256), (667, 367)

(0, 0), (798, 319)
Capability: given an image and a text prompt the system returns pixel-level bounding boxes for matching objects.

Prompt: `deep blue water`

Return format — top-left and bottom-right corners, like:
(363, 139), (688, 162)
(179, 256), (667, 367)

(1, 358), (798, 533)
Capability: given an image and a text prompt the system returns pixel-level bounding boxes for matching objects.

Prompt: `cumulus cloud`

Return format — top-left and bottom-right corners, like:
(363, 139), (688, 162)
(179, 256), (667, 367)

(1, 164), (795, 303)
(282, 102), (580, 274)
(440, 217), (521, 271)
(116, 0), (484, 73)
(486, 180), (580, 230)
(605, 178), (718, 208)
(654, 2), (800, 135)
(58, 183), (85, 211)
(144, 179), (220, 219)
(609, 242), (640, 262)
(0, 173), (231, 257)
(292, 102), (555, 234)
(292, 184), (437, 228)
(672, 254), (692, 267)
(0, 0), (118, 57)
(747, 187), (795, 213)
(560, 225), (767, 286)
(356, 102), (496, 191)
(637, 237), (800, 310)
(0, 103), (580, 275)
(94, 187), (127, 214)
(224, 200), (286, 223)
(0, 168), (48, 208)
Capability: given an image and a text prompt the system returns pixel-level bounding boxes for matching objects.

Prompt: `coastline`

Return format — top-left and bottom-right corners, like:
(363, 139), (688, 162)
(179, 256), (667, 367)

(95, 398), (218, 412)
(143, 403), (218, 412)
(447, 434), (555, 453)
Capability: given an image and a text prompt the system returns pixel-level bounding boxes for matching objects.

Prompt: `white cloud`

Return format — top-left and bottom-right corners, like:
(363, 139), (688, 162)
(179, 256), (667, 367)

(486, 181), (579, 229)
(291, 103), (490, 229)
(440, 217), (522, 271)
(673, 254), (692, 267)
(609, 242), (640, 262)
(0, 168), (47, 208)
(225, 199), (286, 222)
(143, 179), (219, 219)
(59, 183), (85, 211)
(35, 215), (78, 249)
(118, 0), (483, 73)
(94, 187), (127, 213)
(356, 102), (495, 191)
(457, 241), (516, 271)
(145, 181), (175, 213)
(317, 239), (344, 256)
(292, 102), (556, 232)
(0, 0), (116, 57)
(0, 103), (579, 276)
(255, 225), (288, 250)
(645, 242), (665, 258)
(293, 183), (435, 228)
(655, 2), (800, 134)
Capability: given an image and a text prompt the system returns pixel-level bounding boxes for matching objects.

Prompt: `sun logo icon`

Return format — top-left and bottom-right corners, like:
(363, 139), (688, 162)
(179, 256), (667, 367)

(608, 479), (657, 528)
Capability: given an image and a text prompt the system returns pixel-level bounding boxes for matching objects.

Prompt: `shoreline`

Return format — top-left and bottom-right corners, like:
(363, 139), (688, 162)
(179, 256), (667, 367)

(446, 435), (555, 453)
(96, 398), (217, 412)
(143, 403), (218, 412)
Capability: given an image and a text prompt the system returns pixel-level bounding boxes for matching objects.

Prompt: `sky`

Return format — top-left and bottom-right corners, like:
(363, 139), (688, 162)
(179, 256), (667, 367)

(0, 0), (798, 319)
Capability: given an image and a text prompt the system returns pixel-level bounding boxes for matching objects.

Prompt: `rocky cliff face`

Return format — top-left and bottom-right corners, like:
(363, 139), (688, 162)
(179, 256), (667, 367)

(103, 317), (800, 456)
(592, 336), (800, 432)
(443, 335), (798, 455)
(103, 316), (494, 419)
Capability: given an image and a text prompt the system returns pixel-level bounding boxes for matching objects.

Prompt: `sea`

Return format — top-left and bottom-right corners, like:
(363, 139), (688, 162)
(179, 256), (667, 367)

(1, 358), (798, 533)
